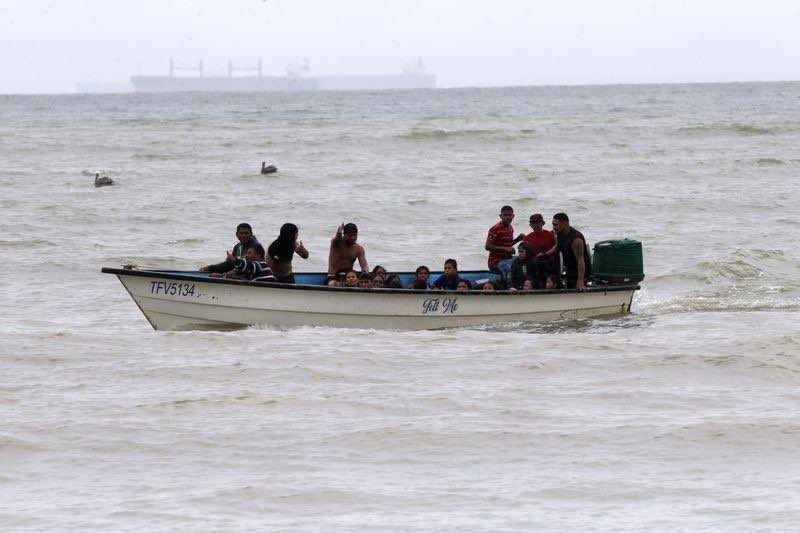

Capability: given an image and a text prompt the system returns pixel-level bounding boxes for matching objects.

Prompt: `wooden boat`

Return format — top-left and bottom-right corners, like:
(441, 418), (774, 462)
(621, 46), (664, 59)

(102, 268), (640, 331)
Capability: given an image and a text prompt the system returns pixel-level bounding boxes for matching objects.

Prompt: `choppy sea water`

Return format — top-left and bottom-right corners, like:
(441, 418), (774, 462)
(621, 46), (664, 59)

(1, 83), (799, 531)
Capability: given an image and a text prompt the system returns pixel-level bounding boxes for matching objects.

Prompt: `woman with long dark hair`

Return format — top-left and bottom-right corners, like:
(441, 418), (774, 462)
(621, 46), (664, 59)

(267, 223), (309, 284)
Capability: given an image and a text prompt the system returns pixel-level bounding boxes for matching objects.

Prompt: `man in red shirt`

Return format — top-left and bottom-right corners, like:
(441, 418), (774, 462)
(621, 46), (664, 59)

(523, 213), (556, 255)
(485, 205), (525, 275)
(524, 213), (557, 284)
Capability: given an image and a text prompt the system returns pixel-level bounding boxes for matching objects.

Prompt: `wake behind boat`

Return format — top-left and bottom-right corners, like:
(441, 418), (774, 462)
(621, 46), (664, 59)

(102, 266), (641, 331)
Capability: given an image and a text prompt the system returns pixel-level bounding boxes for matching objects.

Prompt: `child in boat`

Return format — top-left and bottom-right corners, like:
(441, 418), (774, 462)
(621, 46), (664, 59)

(507, 242), (540, 290)
(408, 265), (431, 289)
(456, 280), (471, 292)
(509, 278), (535, 292)
(357, 272), (373, 289)
(385, 274), (403, 289)
(411, 279), (429, 290)
(343, 270), (359, 287)
(372, 265), (387, 280)
(431, 259), (464, 291)
(482, 280), (496, 291)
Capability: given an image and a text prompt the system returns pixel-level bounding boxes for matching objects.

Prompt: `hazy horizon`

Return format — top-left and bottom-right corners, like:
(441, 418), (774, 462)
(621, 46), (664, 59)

(2, 0), (799, 95)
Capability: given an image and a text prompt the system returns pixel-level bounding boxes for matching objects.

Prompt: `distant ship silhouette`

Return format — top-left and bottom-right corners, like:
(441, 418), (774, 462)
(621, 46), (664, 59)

(131, 58), (436, 93)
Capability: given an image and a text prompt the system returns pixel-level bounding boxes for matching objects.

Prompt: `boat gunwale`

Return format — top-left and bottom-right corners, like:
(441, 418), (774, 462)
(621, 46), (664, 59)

(101, 267), (641, 296)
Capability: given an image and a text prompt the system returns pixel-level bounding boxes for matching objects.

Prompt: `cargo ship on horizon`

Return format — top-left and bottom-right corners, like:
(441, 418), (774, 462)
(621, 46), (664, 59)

(129, 58), (436, 93)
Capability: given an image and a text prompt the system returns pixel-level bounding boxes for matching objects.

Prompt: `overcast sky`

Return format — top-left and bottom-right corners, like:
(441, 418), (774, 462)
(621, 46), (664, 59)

(1, 0), (798, 94)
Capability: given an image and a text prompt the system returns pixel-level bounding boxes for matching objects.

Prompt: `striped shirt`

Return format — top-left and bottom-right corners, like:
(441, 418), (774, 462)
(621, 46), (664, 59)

(233, 258), (276, 283)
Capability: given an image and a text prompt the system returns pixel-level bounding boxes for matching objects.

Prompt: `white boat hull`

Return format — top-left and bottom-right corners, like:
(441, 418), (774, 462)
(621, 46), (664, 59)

(103, 269), (639, 331)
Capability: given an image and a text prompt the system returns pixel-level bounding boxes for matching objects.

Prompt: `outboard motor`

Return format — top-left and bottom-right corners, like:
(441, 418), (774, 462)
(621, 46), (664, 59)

(592, 239), (644, 284)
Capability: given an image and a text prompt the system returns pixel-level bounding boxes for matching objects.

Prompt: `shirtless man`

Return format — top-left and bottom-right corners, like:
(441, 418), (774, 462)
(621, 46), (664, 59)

(327, 222), (368, 282)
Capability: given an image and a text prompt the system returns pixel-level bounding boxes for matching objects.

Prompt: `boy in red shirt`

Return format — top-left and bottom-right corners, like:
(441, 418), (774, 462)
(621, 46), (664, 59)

(485, 205), (525, 275)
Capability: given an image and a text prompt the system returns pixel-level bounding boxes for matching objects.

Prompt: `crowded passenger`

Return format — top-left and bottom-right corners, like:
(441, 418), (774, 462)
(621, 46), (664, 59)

(371, 265), (387, 280)
(485, 205), (525, 276)
(524, 213), (556, 256)
(509, 278), (535, 293)
(431, 259), (464, 290)
(196, 210), (594, 293)
(343, 269), (359, 287)
(357, 272), (373, 289)
(408, 265), (431, 289)
(385, 274), (403, 289)
(267, 222), (309, 284)
(200, 223), (258, 273)
(411, 279), (429, 290)
(508, 242), (540, 290)
(211, 243), (276, 283)
(524, 213), (558, 285)
(546, 212), (593, 292)
(327, 222), (368, 285)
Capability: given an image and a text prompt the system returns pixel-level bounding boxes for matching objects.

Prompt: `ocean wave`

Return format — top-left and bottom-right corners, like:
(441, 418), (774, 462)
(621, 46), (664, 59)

(695, 249), (795, 283)
(37, 203), (76, 213)
(397, 128), (503, 140)
(165, 238), (207, 245)
(640, 294), (800, 314)
(0, 434), (45, 452)
(479, 314), (652, 334)
(106, 255), (198, 268)
(756, 158), (786, 165)
(0, 238), (58, 248)
(132, 152), (190, 161)
(652, 420), (800, 445)
(128, 215), (171, 224)
(677, 123), (781, 136)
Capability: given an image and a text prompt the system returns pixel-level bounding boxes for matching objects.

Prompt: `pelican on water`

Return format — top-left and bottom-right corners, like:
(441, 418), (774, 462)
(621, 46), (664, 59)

(94, 173), (115, 187)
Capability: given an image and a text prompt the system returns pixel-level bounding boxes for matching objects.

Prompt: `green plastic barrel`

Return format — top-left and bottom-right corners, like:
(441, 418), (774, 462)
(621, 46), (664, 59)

(592, 239), (644, 283)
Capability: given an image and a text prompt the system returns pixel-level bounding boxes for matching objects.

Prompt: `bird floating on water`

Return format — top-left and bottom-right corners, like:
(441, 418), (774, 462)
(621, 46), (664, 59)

(94, 173), (115, 187)
(261, 162), (278, 174)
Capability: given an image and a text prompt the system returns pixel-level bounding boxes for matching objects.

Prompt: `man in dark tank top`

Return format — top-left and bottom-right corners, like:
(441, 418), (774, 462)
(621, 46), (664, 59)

(549, 212), (593, 292)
